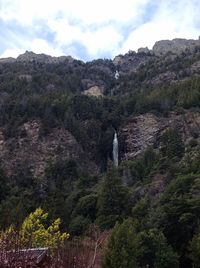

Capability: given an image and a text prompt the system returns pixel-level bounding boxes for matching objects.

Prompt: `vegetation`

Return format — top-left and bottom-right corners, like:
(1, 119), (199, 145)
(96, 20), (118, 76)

(96, 168), (130, 229)
(103, 219), (179, 268)
(20, 208), (69, 249)
(1, 49), (200, 267)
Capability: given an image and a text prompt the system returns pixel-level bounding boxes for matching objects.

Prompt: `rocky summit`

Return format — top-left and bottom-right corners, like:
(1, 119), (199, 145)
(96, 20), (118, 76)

(152, 37), (200, 55)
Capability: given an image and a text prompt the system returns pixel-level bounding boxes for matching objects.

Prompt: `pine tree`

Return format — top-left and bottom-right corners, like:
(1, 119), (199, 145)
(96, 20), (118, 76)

(20, 208), (69, 249)
(96, 168), (130, 229)
(160, 128), (184, 159)
(190, 226), (200, 267)
(103, 219), (139, 268)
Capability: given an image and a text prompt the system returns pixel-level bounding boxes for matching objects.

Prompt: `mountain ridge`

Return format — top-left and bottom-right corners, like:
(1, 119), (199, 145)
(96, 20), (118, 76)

(1, 36), (200, 64)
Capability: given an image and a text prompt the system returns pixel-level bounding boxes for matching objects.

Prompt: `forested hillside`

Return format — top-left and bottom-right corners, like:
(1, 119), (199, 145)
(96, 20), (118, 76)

(1, 38), (200, 267)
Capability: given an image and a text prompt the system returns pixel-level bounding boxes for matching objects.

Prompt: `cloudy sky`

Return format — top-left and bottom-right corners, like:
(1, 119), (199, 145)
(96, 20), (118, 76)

(0, 0), (200, 61)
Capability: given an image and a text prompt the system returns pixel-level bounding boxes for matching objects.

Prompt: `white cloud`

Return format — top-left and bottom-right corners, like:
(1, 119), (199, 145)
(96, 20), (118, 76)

(30, 39), (63, 56)
(0, 38), (63, 58)
(62, 0), (149, 25)
(0, 0), (200, 60)
(83, 26), (123, 57)
(0, 0), (150, 59)
(0, 48), (24, 58)
(121, 0), (200, 54)
(0, 0), (150, 25)
(48, 19), (83, 46)
(48, 19), (123, 57)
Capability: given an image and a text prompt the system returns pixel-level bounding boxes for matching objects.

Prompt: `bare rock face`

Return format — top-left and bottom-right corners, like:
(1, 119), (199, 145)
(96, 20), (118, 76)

(23, 121), (40, 142)
(17, 51), (74, 64)
(191, 60), (200, 73)
(113, 55), (124, 66)
(121, 113), (162, 159)
(0, 120), (97, 178)
(153, 38), (200, 56)
(0, 57), (16, 64)
(120, 110), (200, 160)
(150, 71), (177, 85)
(18, 74), (32, 82)
(138, 47), (150, 54)
(83, 86), (104, 97)
(112, 37), (200, 77)
(113, 51), (153, 73)
(0, 130), (5, 150)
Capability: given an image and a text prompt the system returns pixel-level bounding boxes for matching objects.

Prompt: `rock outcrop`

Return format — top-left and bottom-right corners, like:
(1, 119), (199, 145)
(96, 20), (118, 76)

(121, 110), (200, 160)
(152, 37), (200, 56)
(0, 57), (16, 63)
(150, 71), (177, 85)
(138, 47), (150, 54)
(83, 86), (104, 97)
(17, 51), (74, 64)
(113, 51), (153, 74)
(0, 120), (98, 178)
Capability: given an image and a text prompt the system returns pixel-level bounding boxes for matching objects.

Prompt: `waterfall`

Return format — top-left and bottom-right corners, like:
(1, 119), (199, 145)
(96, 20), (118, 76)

(113, 131), (119, 167)
(115, 70), (119, 80)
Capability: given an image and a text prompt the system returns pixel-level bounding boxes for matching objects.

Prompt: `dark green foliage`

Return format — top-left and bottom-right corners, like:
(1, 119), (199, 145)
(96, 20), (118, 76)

(69, 215), (91, 236)
(190, 225), (200, 267)
(122, 147), (159, 184)
(103, 220), (179, 268)
(103, 219), (139, 268)
(0, 169), (9, 202)
(0, 165), (38, 229)
(72, 194), (97, 220)
(45, 159), (79, 191)
(42, 160), (91, 226)
(96, 168), (130, 229)
(160, 128), (184, 159)
(155, 174), (200, 266)
(132, 197), (150, 223)
(138, 229), (179, 268)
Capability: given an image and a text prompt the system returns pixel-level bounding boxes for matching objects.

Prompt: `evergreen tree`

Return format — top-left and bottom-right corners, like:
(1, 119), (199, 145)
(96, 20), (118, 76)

(20, 208), (69, 249)
(0, 168), (9, 202)
(96, 168), (130, 229)
(190, 226), (200, 267)
(160, 128), (184, 159)
(103, 221), (179, 268)
(103, 219), (139, 268)
(138, 229), (179, 268)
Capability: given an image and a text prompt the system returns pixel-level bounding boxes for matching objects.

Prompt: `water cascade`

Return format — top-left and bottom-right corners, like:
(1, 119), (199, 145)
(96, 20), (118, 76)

(115, 70), (119, 80)
(113, 131), (119, 167)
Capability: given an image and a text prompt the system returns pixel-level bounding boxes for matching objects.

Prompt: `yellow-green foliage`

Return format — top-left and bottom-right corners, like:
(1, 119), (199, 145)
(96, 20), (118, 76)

(20, 208), (69, 249)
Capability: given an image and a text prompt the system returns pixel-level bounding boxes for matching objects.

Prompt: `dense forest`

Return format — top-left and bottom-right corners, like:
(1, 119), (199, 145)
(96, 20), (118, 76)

(1, 46), (200, 267)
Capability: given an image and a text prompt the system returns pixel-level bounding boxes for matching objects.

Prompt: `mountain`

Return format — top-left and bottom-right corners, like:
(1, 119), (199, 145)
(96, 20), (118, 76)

(1, 37), (200, 267)
(0, 51), (75, 64)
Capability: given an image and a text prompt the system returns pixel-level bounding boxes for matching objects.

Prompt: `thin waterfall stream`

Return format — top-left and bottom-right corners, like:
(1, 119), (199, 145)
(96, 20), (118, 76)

(113, 131), (119, 167)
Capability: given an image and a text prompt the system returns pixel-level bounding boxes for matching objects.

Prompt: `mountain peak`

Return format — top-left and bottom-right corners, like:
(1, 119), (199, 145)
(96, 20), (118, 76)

(152, 37), (200, 55)
(16, 51), (74, 64)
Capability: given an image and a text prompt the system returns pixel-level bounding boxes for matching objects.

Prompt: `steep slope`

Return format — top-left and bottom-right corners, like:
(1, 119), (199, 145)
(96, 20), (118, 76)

(120, 110), (200, 160)
(1, 37), (200, 267)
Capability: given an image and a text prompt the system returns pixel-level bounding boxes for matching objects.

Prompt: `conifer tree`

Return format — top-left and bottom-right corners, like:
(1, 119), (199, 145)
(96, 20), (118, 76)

(96, 167), (130, 229)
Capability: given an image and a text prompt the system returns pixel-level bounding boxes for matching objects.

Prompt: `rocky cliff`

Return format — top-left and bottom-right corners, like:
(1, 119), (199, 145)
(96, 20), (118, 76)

(17, 51), (75, 64)
(120, 110), (200, 160)
(0, 120), (98, 178)
(152, 37), (200, 56)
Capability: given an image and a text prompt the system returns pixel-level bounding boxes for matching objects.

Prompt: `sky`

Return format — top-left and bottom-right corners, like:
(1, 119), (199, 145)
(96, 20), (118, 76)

(0, 0), (200, 61)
